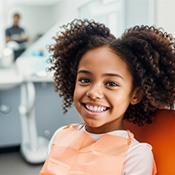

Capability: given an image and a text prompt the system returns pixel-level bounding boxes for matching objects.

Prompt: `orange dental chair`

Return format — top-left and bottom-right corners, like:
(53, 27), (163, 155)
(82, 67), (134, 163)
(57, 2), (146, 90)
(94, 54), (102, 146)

(124, 110), (175, 175)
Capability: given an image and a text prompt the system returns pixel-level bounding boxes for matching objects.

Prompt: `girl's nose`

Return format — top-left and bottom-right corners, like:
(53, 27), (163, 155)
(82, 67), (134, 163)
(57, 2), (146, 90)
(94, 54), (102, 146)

(86, 85), (104, 100)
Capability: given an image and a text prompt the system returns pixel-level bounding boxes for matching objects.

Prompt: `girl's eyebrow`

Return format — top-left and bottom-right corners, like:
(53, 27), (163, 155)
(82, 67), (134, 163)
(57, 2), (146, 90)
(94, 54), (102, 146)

(77, 70), (91, 75)
(105, 73), (124, 80)
(77, 69), (124, 80)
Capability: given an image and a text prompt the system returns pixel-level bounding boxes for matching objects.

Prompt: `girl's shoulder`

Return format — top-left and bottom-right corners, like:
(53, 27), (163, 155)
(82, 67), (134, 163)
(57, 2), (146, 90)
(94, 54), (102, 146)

(124, 137), (155, 174)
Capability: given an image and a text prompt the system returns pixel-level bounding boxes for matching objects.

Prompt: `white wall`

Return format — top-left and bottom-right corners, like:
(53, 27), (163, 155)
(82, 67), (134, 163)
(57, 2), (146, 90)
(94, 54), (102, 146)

(6, 4), (56, 44)
(52, 0), (91, 25)
(125, 0), (155, 28)
(0, 0), (6, 55)
(21, 0), (92, 57)
(155, 0), (175, 35)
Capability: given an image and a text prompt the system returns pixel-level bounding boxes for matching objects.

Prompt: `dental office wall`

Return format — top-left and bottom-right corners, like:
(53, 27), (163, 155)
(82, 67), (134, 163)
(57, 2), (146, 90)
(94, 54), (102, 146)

(156, 0), (175, 36)
(1, 0), (175, 149)
(5, 4), (57, 44)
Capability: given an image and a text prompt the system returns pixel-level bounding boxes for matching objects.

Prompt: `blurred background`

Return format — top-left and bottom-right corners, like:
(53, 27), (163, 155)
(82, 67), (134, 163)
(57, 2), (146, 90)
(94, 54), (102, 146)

(0, 0), (174, 174)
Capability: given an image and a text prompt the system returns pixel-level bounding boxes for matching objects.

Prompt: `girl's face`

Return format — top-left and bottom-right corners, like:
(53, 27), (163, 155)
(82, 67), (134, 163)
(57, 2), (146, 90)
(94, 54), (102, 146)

(74, 47), (138, 134)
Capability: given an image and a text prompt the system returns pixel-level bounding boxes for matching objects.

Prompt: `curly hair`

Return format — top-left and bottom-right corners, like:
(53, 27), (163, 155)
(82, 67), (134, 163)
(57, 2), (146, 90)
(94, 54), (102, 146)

(110, 26), (175, 125)
(48, 19), (175, 126)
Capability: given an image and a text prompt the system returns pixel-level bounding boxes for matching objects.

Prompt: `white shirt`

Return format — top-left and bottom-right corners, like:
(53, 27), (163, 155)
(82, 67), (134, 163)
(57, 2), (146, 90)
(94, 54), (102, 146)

(48, 124), (155, 175)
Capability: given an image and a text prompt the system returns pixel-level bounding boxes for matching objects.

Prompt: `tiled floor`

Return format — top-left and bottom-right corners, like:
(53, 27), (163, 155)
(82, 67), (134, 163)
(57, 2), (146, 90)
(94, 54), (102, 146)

(0, 151), (43, 175)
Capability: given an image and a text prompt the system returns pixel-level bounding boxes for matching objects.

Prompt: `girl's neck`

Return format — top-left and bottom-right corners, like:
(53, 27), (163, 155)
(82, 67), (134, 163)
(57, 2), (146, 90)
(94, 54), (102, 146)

(85, 123), (124, 134)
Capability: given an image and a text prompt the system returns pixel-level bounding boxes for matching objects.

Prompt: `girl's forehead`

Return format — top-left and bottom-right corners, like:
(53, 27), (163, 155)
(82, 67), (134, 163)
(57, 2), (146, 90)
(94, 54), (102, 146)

(79, 47), (126, 67)
(78, 47), (133, 81)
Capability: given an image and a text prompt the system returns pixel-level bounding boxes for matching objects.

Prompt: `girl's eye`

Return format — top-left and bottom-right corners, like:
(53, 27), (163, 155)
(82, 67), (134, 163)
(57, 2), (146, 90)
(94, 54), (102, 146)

(78, 78), (91, 84)
(106, 81), (118, 87)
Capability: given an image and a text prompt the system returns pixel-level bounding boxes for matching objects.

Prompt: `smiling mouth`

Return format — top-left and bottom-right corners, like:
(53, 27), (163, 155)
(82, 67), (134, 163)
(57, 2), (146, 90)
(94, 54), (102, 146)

(83, 103), (110, 113)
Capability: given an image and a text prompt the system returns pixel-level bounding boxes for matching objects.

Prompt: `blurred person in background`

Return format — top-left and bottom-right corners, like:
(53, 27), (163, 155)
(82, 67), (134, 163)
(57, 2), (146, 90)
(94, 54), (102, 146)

(5, 12), (28, 60)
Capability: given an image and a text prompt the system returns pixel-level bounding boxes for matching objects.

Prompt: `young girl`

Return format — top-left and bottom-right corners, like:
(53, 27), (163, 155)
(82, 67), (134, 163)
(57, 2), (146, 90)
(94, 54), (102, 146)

(40, 19), (175, 175)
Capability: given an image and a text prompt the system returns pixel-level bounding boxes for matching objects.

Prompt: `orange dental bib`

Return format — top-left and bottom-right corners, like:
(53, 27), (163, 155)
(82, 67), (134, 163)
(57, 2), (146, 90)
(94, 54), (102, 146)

(40, 126), (131, 175)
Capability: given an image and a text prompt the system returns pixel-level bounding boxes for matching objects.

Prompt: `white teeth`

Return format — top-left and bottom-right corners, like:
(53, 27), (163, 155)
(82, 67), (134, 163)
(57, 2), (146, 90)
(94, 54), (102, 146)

(86, 104), (107, 112)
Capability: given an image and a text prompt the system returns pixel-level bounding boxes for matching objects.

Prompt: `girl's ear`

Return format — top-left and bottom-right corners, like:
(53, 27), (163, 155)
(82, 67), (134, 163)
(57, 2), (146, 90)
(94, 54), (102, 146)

(131, 88), (143, 105)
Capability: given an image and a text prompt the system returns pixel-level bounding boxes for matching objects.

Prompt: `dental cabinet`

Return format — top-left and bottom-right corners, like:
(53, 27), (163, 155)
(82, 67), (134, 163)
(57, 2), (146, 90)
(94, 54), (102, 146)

(0, 57), (81, 164)
(0, 83), (57, 147)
